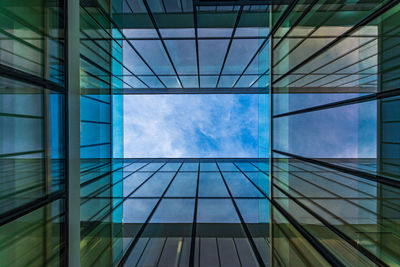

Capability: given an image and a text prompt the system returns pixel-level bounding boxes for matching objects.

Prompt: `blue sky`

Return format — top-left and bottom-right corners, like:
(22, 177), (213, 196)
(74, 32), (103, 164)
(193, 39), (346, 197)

(123, 94), (265, 158)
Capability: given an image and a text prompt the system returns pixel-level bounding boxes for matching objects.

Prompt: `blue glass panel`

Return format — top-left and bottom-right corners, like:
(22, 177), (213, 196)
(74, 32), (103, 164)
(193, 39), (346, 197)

(159, 76), (182, 88)
(251, 75), (269, 88)
(197, 199), (239, 223)
(200, 75), (218, 88)
(199, 40), (229, 74)
(150, 199), (194, 223)
(80, 97), (110, 122)
(235, 162), (259, 172)
(147, 0), (164, 13)
(236, 199), (269, 223)
(252, 162), (269, 172)
(164, 0), (182, 12)
(218, 75), (239, 88)
(223, 39), (261, 74)
(166, 172), (197, 197)
(198, 172), (229, 197)
(123, 75), (147, 88)
(235, 75), (259, 88)
(124, 163), (147, 172)
(218, 162), (238, 171)
(132, 172), (175, 197)
(164, 40), (197, 75)
(123, 198), (158, 223)
(198, 28), (233, 37)
(235, 27), (269, 37)
(131, 40), (175, 75)
(161, 28), (195, 38)
(180, 76), (198, 87)
(181, 162), (199, 171)
(123, 41), (153, 75)
(223, 172), (263, 197)
(81, 123), (110, 146)
(200, 162), (218, 171)
(123, 172), (153, 197)
(138, 76), (165, 88)
(245, 41), (269, 75)
(139, 162), (164, 171)
(159, 162), (181, 171)
(245, 172), (268, 196)
(123, 29), (158, 38)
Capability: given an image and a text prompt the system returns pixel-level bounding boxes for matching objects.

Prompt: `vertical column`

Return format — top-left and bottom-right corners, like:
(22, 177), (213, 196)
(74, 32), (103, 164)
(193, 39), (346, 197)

(67, 0), (81, 266)
(377, 7), (400, 261)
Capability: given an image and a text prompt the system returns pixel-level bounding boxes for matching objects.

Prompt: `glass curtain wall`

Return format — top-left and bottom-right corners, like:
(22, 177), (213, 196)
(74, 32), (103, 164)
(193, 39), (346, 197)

(270, 1), (400, 266)
(79, 0), (124, 265)
(0, 0), (67, 266)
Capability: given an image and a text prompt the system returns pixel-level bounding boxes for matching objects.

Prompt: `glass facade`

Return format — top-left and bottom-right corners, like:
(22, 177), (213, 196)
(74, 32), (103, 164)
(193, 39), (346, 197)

(0, 0), (399, 267)
(0, 0), (67, 265)
(270, 1), (400, 266)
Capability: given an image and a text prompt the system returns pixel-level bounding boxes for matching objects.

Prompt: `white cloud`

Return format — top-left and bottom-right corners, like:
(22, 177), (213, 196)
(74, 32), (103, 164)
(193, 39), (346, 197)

(123, 94), (260, 158)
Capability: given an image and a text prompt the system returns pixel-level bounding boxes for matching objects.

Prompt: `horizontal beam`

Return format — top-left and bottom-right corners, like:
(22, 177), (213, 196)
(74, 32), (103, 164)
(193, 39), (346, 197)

(81, 87), (269, 94)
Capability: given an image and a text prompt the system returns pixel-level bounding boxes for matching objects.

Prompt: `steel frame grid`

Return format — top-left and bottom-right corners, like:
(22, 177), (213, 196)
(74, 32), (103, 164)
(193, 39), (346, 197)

(81, 0), (272, 93)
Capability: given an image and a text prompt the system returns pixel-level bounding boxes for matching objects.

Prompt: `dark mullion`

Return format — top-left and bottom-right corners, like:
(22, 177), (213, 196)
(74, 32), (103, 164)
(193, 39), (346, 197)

(80, 162), (151, 207)
(124, 0), (134, 13)
(81, 95), (111, 105)
(93, 4), (168, 88)
(161, 0), (167, 13)
(117, 162), (183, 266)
(215, 6), (243, 88)
(80, 6), (122, 49)
(80, 39), (133, 88)
(142, 0), (184, 88)
(80, 13), (151, 89)
(79, 35), (383, 41)
(0, 191), (64, 226)
(231, 0), (301, 88)
(116, 87), (268, 94)
(271, 164), (399, 227)
(273, 182), (388, 267)
(180, 0), (184, 13)
(249, 69), (269, 88)
(273, 0), (399, 86)
(334, 72), (377, 88)
(80, 31), (151, 88)
(81, 160), (165, 239)
(232, 162), (345, 267)
(80, 54), (136, 89)
(215, 162), (266, 267)
(271, 0), (345, 70)
(300, 52), (378, 89)
(80, 142), (111, 148)
(189, 160), (201, 267)
(273, 150), (400, 189)
(271, 197), (345, 266)
(272, 0), (320, 50)
(282, 36), (378, 88)
(272, 87), (400, 118)
(193, 4), (201, 88)
(0, 63), (64, 93)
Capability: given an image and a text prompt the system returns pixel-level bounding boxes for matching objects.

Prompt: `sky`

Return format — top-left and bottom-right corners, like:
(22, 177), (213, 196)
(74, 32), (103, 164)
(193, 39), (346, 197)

(123, 94), (264, 158)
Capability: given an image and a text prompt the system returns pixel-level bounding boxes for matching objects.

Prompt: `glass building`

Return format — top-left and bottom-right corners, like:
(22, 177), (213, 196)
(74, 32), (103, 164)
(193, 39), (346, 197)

(0, 0), (399, 266)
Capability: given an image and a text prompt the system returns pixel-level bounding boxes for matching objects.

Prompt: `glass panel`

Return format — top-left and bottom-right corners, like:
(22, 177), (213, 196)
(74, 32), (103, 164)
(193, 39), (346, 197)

(150, 199), (195, 223)
(224, 172), (264, 197)
(131, 40), (175, 75)
(198, 172), (229, 197)
(197, 199), (239, 223)
(166, 172), (197, 197)
(132, 172), (175, 197)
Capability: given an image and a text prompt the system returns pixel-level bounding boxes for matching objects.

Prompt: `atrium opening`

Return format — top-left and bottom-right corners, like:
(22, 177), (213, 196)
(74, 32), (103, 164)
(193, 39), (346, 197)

(1, 0), (400, 266)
